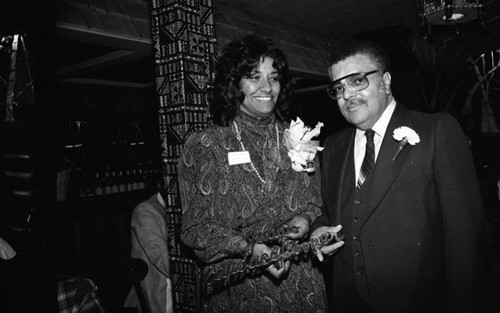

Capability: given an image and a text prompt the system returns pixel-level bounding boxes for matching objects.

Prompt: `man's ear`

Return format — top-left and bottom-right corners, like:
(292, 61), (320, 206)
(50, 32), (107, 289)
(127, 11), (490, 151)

(383, 72), (392, 95)
(327, 65), (335, 81)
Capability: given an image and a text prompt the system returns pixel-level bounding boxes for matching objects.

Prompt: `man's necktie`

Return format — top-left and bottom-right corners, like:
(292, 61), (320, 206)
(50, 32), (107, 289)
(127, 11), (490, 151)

(357, 129), (375, 190)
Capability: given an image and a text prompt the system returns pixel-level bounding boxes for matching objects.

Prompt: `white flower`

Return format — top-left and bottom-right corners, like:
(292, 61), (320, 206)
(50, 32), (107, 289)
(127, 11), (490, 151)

(283, 117), (324, 172)
(392, 126), (420, 161)
(393, 126), (420, 145)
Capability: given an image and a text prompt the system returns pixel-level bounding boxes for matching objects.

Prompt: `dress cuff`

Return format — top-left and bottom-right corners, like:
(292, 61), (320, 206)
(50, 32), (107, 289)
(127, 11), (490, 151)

(304, 211), (316, 225)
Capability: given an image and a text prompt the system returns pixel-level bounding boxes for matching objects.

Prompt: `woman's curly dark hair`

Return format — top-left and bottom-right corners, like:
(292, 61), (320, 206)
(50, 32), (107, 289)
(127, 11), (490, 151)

(209, 35), (294, 126)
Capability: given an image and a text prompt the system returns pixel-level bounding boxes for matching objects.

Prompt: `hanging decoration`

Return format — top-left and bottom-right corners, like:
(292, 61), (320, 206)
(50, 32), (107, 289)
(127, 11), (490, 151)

(411, 1), (500, 130)
(420, 0), (484, 26)
(1, 33), (35, 123)
(465, 49), (500, 133)
(416, 0), (496, 47)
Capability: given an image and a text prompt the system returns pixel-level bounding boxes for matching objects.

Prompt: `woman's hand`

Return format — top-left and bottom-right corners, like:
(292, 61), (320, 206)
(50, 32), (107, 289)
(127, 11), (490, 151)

(286, 215), (310, 241)
(252, 243), (290, 279)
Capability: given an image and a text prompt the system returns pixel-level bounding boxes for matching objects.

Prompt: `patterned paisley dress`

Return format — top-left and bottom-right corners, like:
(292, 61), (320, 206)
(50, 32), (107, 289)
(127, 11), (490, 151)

(178, 111), (327, 313)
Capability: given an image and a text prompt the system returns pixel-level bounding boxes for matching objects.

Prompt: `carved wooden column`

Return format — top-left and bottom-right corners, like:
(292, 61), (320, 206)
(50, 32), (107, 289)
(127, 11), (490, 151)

(150, 0), (217, 311)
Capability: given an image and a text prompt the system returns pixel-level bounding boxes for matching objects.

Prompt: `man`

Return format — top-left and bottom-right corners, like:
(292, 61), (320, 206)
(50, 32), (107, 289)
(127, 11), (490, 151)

(124, 190), (174, 313)
(310, 39), (485, 313)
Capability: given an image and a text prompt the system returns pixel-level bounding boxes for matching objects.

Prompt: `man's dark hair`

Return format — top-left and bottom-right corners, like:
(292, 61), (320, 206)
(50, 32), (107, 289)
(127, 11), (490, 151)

(209, 35), (294, 126)
(329, 39), (392, 74)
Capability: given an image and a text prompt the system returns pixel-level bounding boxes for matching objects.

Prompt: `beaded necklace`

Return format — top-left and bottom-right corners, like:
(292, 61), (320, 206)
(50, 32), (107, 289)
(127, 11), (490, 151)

(233, 120), (280, 185)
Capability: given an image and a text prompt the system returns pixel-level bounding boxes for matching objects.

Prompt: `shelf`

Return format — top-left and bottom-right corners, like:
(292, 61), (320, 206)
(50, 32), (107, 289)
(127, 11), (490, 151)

(56, 189), (153, 217)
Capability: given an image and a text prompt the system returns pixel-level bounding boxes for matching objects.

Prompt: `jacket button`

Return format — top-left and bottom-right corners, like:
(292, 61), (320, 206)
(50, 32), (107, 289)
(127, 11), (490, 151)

(354, 251), (360, 257)
(353, 217), (359, 222)
(353, 235), (358, 240)
(353, 200), (360, 205)
(356, 270), (364, 275)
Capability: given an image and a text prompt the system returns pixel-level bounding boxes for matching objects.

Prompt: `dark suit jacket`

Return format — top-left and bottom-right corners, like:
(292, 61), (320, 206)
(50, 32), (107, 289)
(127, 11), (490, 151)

(312, 104), (485, 313)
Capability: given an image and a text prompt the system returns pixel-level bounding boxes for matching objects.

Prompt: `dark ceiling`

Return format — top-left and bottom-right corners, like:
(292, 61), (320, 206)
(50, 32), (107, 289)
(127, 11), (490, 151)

(56, 0), (417, 89)
(52, 0), (500, 91)
(217, 0), (420, 39)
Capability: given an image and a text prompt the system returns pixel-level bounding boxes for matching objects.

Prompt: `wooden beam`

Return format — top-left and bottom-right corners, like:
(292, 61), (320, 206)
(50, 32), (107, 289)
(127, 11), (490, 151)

(58, 77), (153, 89)
(57, 22), (152, 53)
(57, 49), (138, 77)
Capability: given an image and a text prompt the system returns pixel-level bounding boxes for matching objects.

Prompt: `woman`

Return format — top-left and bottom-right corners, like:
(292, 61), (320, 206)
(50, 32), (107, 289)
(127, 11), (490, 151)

(178, 35), (327, 313)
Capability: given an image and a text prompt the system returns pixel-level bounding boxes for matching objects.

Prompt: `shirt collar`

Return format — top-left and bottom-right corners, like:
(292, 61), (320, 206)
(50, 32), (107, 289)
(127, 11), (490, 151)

(157, 192), (165, 207)
(371, 98), (396, 138)
(355, 98), (396, 141)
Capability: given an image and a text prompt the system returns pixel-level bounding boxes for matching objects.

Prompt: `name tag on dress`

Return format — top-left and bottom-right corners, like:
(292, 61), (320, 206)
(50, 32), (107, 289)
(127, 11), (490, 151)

(228, 151), (251, 165)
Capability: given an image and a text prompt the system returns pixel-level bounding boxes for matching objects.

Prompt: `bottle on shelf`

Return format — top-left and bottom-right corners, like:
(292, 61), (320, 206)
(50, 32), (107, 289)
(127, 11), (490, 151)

(118, 170), (127, 193)
(126, 169), (134, 192)
(138, 168), (146, 190)
(131, 169), (139, 191)
(111, 170), (119, 194)
(95, 172), (104, 196)
(104, 171), (112, 195)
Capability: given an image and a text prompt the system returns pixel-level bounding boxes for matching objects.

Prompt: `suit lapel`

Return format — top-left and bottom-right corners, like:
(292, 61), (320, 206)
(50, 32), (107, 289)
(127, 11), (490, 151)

(337, 130), (355, 213)
(328, 129), (355, 225)
(359, 105), (414, 223)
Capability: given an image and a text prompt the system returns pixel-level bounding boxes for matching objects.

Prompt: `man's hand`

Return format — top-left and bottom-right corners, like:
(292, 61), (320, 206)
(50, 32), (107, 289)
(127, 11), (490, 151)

(310, 225), (344, 262)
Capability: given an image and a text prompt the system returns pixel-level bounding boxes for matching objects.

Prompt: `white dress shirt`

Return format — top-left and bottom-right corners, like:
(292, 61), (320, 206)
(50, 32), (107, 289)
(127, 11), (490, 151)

(354, 99), (396, 184)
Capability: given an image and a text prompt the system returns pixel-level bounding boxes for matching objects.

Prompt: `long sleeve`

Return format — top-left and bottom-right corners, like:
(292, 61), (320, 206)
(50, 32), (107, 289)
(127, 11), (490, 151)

(178, 131), (248, 264)
(311, 132), (346, 231)
(434, 113), (485, 310)
(177, 116), (326, 312)
(178, 124), (323, 265)
(129, 196), (172, 313)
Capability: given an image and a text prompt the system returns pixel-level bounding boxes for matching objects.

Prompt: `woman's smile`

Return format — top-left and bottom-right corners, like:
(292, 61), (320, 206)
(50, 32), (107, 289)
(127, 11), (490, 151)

(240, 56), (281, 118)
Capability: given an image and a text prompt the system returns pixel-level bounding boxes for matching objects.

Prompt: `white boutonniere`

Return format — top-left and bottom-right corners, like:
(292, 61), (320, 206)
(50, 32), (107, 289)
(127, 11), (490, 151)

(283, 117), (324, 172)
(392, 126), (420, 161)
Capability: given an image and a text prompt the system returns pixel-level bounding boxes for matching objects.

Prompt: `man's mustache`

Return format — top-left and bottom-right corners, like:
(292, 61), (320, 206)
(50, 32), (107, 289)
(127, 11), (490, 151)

(344, 98), (366, 108)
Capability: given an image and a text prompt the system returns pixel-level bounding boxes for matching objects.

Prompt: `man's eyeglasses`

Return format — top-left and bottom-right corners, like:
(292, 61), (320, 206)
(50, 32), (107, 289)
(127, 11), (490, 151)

(326, 70), (379, 100)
